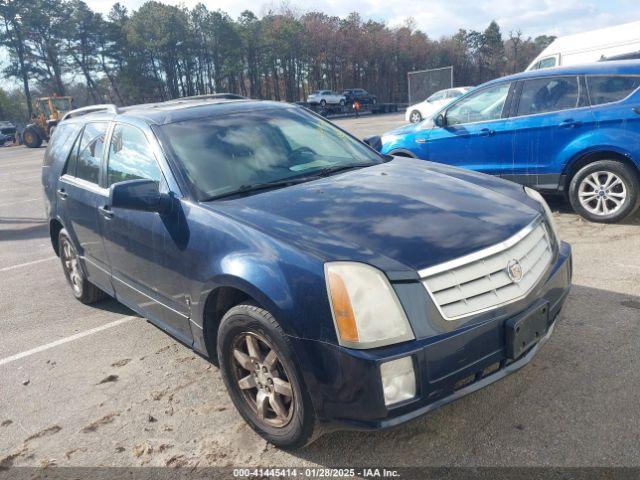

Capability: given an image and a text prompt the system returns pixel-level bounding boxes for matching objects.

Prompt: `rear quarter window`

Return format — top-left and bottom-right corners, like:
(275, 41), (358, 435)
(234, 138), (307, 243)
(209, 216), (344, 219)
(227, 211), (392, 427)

(43, 123), (82, 167)
(587, 75), (640, 105)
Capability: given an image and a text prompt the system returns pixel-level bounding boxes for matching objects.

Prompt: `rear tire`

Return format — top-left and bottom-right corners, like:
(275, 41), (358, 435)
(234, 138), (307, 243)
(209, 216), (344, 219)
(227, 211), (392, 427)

(23, 127), (42, 148)
(58, 229), (107, 304)
(568, 160), (639, 223)
(217, 303), (316, 449)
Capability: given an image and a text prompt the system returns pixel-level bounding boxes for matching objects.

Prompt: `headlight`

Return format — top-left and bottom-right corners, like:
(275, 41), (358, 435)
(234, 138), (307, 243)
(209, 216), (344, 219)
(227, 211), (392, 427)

(325, 262), (414, 349)
(524, 187), (560, 242)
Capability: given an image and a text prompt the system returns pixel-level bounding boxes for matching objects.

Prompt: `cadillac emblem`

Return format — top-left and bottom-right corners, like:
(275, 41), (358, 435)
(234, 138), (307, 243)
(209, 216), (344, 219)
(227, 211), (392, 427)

(507, 259), (524, 283)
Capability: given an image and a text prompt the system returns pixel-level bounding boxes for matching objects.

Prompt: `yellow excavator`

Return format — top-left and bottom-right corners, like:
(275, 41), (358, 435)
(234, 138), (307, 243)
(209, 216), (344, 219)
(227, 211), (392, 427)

(23, 96), (73, 148)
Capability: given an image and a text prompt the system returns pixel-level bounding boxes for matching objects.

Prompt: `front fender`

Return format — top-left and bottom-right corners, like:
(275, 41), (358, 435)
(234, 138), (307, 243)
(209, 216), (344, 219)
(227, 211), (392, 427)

(190, 239), (333, 348)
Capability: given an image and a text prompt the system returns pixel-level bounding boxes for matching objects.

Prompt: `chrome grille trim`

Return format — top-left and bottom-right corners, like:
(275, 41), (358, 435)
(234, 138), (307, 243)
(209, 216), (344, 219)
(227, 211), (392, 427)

(419, 218), (553, 321)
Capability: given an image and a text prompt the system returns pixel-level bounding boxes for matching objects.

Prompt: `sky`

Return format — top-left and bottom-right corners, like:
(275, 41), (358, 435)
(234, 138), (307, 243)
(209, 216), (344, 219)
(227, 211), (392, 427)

(86, 0), (639, 38)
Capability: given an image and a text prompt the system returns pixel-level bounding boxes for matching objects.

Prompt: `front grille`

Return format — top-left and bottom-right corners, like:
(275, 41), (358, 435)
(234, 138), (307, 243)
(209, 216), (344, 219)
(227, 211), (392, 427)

(1, 128), (16, 135)
(419, 219), (553, 320)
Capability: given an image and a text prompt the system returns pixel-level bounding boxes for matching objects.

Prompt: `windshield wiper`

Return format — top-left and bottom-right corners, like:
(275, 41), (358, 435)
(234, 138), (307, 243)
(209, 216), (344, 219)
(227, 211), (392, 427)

(313, 162), (374, 177)
(203, 163), (375, 201)
(203, 177), (312, 201)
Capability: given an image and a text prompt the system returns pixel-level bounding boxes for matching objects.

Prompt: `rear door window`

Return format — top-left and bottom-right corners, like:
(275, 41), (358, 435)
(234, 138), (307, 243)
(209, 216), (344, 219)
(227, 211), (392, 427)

(587, 75), (640, 105)
(516, 76), (579, 116)
(75, 122), (108, 184)
(43, 123), (82, 167)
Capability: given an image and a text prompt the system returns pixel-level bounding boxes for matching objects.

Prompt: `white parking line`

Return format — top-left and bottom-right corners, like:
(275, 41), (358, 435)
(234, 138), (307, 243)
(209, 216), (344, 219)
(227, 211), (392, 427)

(0, 316), (138, 366)
(0, 256), (57, 272)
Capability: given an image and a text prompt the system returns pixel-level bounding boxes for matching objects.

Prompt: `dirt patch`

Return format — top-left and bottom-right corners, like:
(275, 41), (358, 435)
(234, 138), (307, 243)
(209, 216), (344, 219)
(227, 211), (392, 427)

(111, 359), (131, 367)
(0, 447), (28, 470)
(24, 425), (62, 443)
(165, 454), (188, 467)
(0, 420), (12, 427)
(97, 374), (119, 384)
(80, 413), (119, 433)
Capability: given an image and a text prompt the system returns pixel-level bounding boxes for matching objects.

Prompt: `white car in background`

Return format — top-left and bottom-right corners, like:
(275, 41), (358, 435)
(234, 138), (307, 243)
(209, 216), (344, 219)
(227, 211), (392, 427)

(307, 90), (346, 106)
(405, 87), (473, 123)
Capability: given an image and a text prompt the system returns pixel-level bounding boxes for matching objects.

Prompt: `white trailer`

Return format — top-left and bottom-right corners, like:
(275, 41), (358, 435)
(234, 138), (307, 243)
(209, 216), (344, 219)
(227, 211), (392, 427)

(526, 21), (640, 71)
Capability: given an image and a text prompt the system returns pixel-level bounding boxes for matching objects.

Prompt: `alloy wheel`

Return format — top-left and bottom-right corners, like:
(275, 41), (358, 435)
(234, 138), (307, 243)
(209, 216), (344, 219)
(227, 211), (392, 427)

(60, 237), (82, 295)
(410, 111), (422, 123)
(230, 332), (295, 428)
(578, 171), (627, 216)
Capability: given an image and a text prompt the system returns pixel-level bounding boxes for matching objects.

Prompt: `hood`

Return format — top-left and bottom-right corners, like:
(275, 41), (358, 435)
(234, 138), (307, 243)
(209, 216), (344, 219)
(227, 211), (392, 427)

(384, 119), (436, 138)
(203, 159), (541, 273)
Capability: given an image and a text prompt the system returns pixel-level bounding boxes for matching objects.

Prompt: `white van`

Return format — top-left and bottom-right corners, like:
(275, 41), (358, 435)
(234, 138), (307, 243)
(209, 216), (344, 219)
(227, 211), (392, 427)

(526, 21), (640, 71)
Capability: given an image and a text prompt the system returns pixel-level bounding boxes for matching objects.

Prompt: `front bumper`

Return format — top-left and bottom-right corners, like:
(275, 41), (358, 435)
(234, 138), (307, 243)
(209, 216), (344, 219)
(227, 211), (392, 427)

(290, 241), (572, 429)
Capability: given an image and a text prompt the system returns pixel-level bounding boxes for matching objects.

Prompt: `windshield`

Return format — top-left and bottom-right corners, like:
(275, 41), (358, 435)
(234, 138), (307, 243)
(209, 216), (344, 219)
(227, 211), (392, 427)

(52, 98), (71, 112)
(156, 107), (384, 200)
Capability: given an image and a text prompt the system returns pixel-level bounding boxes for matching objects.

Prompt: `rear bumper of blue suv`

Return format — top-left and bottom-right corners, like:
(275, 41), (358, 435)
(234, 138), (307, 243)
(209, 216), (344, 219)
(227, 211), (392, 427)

(289, 241), (572, 429)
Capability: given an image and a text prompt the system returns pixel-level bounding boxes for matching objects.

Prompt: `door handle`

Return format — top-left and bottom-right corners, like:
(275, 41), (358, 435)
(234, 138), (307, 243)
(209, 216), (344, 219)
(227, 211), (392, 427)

(633, 107), (640, 115)
(559, 119), (581, 128)
(98, 205), (114, 219)
(56, 188), (68, 199)
(479, 128), (495, 136)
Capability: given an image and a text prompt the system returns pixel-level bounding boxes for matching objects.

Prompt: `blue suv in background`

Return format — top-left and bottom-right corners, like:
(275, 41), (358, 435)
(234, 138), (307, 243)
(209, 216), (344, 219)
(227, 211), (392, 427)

(377, 61), (640, 223)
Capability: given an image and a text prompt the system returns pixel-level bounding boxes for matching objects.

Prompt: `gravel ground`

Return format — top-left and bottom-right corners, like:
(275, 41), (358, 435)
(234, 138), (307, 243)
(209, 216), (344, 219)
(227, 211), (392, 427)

(1, 113), (639, 470)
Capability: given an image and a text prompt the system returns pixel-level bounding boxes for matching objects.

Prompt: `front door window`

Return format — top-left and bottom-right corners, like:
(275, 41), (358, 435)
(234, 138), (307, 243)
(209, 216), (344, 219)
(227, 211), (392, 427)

(445, 83), (511, 126)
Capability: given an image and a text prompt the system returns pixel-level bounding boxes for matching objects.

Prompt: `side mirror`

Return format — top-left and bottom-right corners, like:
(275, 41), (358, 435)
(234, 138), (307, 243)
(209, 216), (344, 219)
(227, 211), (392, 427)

(434, 113), (446, 127)
(110, 179), (171, 214)
(363, 135), (382, 151)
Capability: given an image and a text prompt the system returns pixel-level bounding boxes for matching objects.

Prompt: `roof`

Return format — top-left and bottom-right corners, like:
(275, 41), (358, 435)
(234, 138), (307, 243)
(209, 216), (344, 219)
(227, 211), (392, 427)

(62, 98), (292, 126)
(483, 60), (640, 86)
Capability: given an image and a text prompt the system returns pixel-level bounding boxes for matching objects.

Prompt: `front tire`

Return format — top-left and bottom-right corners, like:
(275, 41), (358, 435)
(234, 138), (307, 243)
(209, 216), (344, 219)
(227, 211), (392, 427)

(569, 160), (639, 223)
(320, 99), (327, 107)
(23, 127), (42, 148)
(409, 110), (422, 123)
(217, 303), (316, 449)
(58, 229), (106, 304)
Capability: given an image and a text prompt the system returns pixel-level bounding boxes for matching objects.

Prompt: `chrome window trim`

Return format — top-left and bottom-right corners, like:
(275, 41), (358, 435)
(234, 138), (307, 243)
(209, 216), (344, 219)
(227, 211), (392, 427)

(418, 217), (553, 322)
(59, 173), (109, 196)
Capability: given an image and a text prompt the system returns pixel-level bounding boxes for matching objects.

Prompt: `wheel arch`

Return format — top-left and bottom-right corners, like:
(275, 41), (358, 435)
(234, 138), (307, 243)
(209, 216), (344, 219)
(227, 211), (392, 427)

(49, 218), (65, 256)
(389, 149), (418, 158)
(562, 149), (639, 192)
(199, 277), (282, 360)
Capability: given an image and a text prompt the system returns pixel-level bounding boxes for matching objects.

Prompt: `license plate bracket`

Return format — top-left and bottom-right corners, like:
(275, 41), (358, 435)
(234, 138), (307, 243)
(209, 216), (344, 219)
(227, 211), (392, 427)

(505, 302), (549, 360)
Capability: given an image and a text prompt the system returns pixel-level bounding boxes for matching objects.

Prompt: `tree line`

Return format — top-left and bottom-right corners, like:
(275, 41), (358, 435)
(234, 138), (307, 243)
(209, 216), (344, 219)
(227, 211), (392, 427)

(0, 0), (555, 123)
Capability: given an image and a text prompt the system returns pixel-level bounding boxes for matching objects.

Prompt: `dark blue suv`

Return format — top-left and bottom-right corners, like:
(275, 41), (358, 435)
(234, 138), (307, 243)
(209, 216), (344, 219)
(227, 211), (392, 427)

(42, 98), (572, 448)
(378, 61), (640, 223)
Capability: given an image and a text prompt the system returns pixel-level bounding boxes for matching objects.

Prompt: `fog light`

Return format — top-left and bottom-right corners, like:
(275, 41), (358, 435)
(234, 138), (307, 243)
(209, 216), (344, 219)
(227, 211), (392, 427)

(380, 356), (416, 406)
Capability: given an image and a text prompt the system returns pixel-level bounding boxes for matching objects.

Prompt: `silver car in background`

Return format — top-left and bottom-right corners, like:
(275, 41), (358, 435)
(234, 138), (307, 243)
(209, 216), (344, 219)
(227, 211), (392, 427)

(307, 90), (347, 106)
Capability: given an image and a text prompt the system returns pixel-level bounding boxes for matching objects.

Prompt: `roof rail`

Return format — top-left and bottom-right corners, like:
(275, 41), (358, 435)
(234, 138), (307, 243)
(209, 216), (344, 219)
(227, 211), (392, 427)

(61, 104), (119, 122)
(169, 93), (246, 102)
